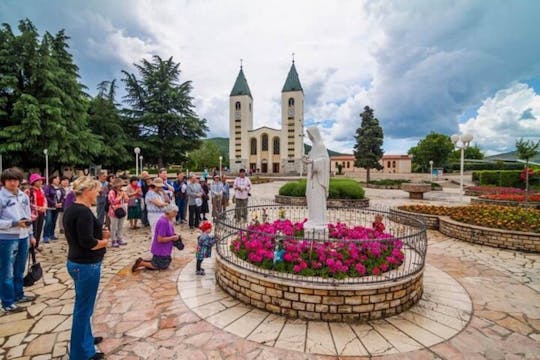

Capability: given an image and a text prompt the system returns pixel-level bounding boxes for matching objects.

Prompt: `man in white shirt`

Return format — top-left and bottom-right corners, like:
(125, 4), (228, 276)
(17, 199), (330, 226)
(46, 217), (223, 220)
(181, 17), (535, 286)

(233, 169), (251, 222)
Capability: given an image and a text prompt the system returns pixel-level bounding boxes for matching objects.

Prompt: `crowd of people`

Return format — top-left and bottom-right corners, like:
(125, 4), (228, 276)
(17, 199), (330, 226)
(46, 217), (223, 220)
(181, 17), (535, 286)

(0, 166), (253, 360)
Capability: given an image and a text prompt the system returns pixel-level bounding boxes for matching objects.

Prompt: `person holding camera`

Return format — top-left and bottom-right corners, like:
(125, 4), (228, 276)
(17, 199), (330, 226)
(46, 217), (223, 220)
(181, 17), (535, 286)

(63, 176), (109, 360)
(131, 203), (183, 272)
(233, 169), (252, 222)
(0, 168), (37, 313)
(108, 179), (129, 247)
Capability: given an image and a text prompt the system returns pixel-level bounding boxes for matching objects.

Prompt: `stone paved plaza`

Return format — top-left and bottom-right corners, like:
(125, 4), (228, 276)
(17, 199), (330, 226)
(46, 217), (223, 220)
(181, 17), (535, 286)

(1, 182), (539, 359)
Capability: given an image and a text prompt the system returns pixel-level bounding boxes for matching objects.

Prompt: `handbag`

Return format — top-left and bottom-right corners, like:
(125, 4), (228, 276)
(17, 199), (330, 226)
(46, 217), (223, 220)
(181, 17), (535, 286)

(114, 207), (126, 218)
(24, 246), (43, 287)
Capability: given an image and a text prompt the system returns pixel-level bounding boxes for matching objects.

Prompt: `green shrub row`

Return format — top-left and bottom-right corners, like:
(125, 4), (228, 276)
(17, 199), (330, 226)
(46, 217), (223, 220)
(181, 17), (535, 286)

(445, 162), (524, 172)
(472, 170), (523, 188)
(279, 179), (365, 199)
(368, 179), (411, 186)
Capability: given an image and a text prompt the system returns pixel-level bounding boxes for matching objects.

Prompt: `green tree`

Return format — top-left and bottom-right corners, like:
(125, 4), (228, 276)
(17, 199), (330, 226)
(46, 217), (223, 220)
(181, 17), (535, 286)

(408, 132), (454, 172)
(448, 145), (484, 163)
(515, 138), (540, 200)
(87, 80), (131, 170)
(0, 19), (101, 170)
(122, 56), (208, 168)
(353, 106), (384, 183)
(189, 141), (224, 171)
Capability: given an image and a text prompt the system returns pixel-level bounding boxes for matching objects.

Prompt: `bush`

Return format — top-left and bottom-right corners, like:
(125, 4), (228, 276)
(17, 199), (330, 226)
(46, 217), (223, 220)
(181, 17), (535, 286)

(473, 170), (522, 188)
(279, 179), (365, 199)
(446, 162), (524, 172)
(369, 179), (411, 186)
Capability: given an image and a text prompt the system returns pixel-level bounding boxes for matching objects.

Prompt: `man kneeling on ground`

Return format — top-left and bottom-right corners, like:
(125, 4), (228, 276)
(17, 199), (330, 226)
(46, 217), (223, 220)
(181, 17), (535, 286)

(132, 203), (183, 272)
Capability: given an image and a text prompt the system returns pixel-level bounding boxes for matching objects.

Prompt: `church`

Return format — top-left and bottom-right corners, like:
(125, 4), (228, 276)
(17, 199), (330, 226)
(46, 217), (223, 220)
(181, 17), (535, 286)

(228, 61), (305, 174)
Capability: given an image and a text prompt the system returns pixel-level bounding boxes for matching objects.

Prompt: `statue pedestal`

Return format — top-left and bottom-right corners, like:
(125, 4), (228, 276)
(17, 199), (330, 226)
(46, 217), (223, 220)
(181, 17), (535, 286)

(304, 222), (327, 240)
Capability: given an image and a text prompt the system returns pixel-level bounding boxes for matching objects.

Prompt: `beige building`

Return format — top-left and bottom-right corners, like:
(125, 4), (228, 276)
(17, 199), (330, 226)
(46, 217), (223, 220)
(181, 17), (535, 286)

(331, 154), (412, 174)
(229, 61), (304, 174)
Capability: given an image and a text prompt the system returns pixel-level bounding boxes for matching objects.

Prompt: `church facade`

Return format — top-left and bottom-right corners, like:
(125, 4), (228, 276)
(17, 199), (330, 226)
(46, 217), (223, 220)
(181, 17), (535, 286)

(228, 62), (304, 175)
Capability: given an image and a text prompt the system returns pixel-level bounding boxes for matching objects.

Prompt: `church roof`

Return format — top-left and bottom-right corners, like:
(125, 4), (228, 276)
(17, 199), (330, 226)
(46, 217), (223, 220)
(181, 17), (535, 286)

(230, 67), (252, 98)
(282, 62), (303, 92)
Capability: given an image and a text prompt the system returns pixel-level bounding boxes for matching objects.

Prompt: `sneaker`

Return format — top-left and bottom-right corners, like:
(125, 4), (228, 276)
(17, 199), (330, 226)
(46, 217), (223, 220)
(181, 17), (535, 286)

(117, 240), (127, 246)
(195, 269), (206, 276)
(89, 352), (105, 360)
(16, 295), (37, 303)
(50, 236), (58, 240)
(2, 304), (25, 313)
(43, 238), (49, 244)
(112, 241), (119, 248)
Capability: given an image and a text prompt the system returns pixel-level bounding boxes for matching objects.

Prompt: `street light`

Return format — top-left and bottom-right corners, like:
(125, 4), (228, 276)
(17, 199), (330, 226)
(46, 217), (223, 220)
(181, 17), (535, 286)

(429, 160), (434, 183)
(43, 149), (49, 185)
(219, 156), (223, 178)
(139, 156), (143, 173)
(134, 147), (141, 176)
(451, 133), (473, 196)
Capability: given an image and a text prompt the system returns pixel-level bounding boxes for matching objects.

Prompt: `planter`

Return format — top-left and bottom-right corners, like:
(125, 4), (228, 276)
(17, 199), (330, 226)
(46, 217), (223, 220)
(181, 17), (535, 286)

(390, 208), (440, 229)
(401, 183), (431, 199)
(471, 197), (540, 209)
(274, 195), (370, 208)
(439, 216), (540, 253)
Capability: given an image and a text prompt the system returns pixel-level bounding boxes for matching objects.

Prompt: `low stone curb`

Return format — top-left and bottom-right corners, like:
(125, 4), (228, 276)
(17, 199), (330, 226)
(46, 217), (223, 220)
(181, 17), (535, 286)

(274, 195), (370, 208)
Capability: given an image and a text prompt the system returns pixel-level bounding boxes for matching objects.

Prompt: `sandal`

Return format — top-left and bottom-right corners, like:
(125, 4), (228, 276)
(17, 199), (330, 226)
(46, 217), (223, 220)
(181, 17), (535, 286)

(132, 257), (143, 272)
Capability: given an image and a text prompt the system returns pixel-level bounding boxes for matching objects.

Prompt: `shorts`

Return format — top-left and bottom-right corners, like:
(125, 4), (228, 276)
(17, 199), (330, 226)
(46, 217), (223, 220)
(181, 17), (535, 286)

(151, 255), (172, 270)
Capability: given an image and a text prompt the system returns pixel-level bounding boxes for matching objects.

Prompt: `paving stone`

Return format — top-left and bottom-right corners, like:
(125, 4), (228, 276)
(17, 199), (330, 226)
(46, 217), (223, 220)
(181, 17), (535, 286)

(23, 333), (56, 356)
(30, 314), (67, 334)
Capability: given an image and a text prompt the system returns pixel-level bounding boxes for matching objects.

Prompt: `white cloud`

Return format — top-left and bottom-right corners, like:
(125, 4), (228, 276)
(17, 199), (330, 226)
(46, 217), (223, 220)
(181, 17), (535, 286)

(460, 83), (540, 153)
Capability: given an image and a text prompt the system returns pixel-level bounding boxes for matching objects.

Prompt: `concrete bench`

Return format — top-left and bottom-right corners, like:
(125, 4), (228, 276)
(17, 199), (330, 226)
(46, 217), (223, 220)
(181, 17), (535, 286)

(401, 183), (432, 199)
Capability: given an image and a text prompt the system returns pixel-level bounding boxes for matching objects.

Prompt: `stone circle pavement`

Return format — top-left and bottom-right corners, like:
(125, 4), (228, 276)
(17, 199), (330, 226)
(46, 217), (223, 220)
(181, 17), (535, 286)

(0, 182), (539, 359)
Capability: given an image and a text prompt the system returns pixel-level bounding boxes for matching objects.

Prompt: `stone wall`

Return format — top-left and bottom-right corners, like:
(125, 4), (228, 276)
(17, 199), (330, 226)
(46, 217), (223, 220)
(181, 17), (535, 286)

(216, 256), (424, 322)
(390, 208), (439, 229)
(439, 217), (540, 253)
(274, 195), (370, 208)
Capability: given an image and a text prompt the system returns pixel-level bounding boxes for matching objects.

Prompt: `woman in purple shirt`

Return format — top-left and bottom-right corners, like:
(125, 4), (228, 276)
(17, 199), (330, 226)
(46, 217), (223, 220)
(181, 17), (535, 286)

(131, 203), (181, 271)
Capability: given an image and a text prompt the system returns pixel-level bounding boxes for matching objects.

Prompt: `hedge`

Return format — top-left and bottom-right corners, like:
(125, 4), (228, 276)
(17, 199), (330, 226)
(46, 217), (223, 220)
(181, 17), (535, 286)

(279, 179), (365, 199)
(472, 170), (523, 188)
(445, 162), (524, 172)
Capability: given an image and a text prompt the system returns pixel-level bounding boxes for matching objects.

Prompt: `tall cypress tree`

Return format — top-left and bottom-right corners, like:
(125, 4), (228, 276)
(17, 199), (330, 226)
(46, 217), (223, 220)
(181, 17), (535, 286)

(353, 106), (384, 183)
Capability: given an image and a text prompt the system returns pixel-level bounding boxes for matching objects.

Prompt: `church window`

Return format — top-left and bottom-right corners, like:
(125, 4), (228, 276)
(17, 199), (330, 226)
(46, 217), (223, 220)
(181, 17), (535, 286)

(273, 137), (280, 154)
(288, 98), (295, 106)
(262, 134), (269, 151)
(249, 103), (252, 112)
(250, 138), (257, 155)
(235, 102), (241, 110)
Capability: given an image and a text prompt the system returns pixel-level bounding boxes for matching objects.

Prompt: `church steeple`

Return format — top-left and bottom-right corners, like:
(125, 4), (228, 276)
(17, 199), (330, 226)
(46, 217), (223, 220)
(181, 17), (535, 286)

(230, 65), (252, 98)
(282, 60), (303, 93)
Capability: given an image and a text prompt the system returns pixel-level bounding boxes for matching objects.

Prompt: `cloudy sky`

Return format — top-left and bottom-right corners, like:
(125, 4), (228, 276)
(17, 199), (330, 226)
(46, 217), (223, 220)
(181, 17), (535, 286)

(2, 0), (540, 155)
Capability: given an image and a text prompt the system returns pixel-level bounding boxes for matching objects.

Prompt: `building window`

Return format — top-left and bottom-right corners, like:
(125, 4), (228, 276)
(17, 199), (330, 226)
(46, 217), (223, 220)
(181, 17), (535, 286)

(249, 103), (252, 112)
(250, 138), (257, 155)
(262, 134), (268, 151)
(347, 162), (350, 168)
(392, 161), (396, 168)
(288, 98), (295, 106)
(387, 161), (391, 168)
(273, 137), (280, 154)
(235, 102), (241, 110)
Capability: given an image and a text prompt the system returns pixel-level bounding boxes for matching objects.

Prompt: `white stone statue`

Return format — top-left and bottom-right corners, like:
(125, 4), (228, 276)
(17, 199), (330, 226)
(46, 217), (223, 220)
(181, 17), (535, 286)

(302, 126), (330, 233)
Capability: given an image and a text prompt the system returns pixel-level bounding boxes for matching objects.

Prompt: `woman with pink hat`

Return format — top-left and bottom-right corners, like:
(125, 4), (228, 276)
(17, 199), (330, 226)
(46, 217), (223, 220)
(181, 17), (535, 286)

(25, 173), (47, 249)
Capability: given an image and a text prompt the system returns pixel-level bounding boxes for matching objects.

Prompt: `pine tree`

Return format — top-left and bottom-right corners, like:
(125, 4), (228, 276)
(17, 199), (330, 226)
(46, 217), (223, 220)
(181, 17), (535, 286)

(88, 80), (131, 170)
(122, 55), (208, 168)
(353, 106), (384, 183)
(0, 19), (101, 170)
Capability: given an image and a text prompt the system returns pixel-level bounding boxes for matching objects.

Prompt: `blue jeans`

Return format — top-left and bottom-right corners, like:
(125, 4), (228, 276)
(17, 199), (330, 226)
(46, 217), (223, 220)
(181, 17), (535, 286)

(0, 237), (29, 308)
(43, 209), (59, 239)
(175, 197), (186, 221)
(67, 260), (101, 360)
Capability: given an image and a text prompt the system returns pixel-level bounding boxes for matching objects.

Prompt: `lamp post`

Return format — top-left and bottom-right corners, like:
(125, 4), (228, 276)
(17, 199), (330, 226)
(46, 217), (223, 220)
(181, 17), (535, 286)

(185, 152), (189, 177)
(139, 156), (143, 173)
(219, 156), (223, 178)
(429, 160), (434, 183)
(451, 133), (473, 197)
(43, 149), (49, 185)
(134, 147), (141, 176)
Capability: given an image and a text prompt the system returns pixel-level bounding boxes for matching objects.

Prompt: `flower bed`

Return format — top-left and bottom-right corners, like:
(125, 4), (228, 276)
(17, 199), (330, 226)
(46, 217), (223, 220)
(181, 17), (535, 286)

(465, 186), (525, 196)
(480, 193), (540, 202)
(398, 204), (539, 233)
(230, 219), (404, 279)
